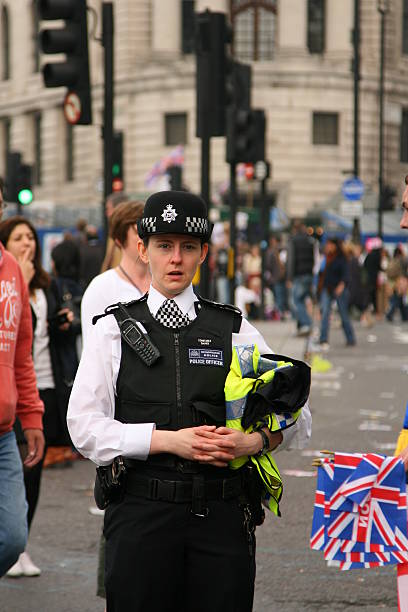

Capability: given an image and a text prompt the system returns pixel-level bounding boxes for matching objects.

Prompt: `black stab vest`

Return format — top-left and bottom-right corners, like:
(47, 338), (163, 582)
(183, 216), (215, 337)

(114, 298), (240, 441)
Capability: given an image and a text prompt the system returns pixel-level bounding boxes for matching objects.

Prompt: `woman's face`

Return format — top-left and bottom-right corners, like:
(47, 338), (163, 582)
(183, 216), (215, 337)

(6, 223), (36, 262)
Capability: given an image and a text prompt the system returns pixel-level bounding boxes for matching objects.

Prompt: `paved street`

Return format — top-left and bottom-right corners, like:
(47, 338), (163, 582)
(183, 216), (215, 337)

(1, 315), (408, 611)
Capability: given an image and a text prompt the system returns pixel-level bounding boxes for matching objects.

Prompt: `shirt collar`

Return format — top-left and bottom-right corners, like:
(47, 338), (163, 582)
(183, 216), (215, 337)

(147, 284), (197, 319)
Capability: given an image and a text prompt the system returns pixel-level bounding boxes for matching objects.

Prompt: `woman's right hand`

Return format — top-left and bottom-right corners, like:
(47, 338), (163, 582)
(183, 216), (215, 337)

(18, 250), (35, 285)
(150, 426), (235, 467)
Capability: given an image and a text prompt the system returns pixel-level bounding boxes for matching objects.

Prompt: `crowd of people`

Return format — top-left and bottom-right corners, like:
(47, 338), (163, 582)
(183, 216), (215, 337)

(211, 221), (408, 351)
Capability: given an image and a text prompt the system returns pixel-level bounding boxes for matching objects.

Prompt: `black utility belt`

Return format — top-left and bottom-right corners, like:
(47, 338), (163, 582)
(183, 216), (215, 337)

(125, 471), (243, 504)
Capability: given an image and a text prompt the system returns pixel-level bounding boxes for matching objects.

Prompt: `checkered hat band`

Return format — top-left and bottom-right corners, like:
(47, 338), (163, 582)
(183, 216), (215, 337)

(142, 217), (157, 233)
(185, 217), (208, 234)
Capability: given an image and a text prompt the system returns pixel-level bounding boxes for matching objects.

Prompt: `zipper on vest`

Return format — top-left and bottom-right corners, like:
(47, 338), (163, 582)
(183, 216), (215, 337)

(174, 332), (182, 425)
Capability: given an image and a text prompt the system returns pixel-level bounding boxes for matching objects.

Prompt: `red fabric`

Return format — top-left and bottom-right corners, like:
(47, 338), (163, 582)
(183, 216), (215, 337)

(0, 242), (43, 434)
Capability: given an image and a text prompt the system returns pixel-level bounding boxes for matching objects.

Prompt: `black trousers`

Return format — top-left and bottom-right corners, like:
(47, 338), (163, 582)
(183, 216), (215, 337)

(104, 491), (255, 612)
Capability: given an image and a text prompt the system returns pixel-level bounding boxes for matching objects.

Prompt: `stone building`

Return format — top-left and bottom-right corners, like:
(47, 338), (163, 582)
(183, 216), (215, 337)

(0, 0), (408, 223)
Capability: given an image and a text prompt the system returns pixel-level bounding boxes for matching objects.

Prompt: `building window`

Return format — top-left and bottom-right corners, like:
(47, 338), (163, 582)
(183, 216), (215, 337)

(312, 112), (339, 145)
(31, 1), (40, 72)
(181, 0), (195, 54)
(230, 0), (277, 62)
(307, 0), (325, 54)
(65, 120), (74, 182)
(1, 5), (10, 80)
(401, 109), (408, 162)
(165, 113), (187, 146)
(403, 1), (408, 55)
(32, 112), (42, 186)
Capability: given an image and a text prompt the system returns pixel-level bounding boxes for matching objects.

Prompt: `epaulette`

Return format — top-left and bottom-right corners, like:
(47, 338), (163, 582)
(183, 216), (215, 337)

(196, 295), (242, 316)
(92, 293), (148, 325)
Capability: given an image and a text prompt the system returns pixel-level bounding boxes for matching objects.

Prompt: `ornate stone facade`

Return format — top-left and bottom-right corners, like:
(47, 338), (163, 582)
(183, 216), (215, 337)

(0, 0), (407, 219)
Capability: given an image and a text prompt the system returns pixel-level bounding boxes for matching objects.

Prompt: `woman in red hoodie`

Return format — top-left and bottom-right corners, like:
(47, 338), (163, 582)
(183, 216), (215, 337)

(0, 184), (44, 577)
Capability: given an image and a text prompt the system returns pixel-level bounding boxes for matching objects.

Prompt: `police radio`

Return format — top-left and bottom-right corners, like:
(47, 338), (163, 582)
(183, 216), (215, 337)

(116, 304), (160, 366)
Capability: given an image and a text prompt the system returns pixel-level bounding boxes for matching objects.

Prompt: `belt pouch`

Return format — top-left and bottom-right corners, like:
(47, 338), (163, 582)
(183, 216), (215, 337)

(94, 457), (127, 510)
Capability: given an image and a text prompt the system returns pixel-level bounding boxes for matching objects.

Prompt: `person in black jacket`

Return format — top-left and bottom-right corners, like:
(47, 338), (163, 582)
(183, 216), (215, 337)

(318, 237), (356, 350)
(286, 221), (316, 336)
(0, 216), (79, 577)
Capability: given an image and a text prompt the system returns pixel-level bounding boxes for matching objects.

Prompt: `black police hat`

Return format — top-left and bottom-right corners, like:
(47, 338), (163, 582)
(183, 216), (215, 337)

(137, 191), (213, 241)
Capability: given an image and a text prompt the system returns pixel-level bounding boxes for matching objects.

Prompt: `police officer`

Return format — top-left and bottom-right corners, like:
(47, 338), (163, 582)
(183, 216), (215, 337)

(67, 191), (311, 612)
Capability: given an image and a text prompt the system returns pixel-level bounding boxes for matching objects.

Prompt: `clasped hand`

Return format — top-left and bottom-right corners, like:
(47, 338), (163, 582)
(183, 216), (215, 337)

(187, 425), (262, 467)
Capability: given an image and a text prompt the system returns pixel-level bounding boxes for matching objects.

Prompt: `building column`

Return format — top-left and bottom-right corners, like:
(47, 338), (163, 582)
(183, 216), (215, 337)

(277, 0), (307, 57)
(326, 0), (353, 54)
(152, 0), (180, 55)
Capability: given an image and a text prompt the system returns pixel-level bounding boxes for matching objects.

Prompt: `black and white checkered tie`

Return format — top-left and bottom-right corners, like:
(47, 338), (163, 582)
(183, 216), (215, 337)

(155, 299), (190, 329)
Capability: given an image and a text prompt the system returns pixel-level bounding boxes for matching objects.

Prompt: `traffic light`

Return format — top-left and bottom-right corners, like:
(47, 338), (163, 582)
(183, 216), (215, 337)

(39, 0), (92, 125)
(226, 109), (266, 164)
(5, 153), (33, 206)
(227, 61), (251, 112)
(381, 185), (396, 210)
(195, 10), (231, 137)
(112, 132), (124, 192)
(167, 166), (182, 191)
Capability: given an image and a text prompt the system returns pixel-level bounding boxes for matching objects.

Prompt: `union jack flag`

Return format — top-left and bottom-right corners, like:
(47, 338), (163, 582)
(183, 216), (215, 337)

(310, 452), (408, 570)
(144, 145), (185, 188)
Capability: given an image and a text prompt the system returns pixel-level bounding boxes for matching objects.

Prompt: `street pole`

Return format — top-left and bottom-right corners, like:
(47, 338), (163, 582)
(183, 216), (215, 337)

(199, 134), (211, 298)
(260, 176), (268, 320)
(102, 2), (114, 248)
(378, 1), (387, 239)
(352, 0), (361, 243)
(229, 162), (237, 305)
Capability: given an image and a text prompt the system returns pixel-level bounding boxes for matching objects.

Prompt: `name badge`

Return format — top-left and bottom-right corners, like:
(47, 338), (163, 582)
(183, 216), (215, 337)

(188, 348), (224, 367)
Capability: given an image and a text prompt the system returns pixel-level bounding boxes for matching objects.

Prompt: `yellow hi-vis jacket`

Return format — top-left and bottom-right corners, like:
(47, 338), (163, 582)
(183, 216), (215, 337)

(225, 344), (303, 516)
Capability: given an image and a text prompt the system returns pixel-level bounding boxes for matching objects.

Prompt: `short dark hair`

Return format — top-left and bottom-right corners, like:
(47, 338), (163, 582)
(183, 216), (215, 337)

(51, 239), (80, 280)
(0, 177), (4, 194)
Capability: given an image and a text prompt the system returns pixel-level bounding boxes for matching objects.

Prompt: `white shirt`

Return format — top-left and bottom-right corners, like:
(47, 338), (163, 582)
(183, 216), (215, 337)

(68, 284), (311, 465)
(30, 289), (54, 390)
(81, 268), (143, 347)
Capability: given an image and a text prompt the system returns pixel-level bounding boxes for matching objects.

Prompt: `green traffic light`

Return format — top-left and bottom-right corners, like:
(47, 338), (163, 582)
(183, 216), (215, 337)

(18, 189), (33, 205)
(112, 163), (121, 177)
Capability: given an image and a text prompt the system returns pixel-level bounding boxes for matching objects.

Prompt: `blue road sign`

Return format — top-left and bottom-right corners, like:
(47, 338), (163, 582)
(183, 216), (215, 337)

(342, 177), (365, 201)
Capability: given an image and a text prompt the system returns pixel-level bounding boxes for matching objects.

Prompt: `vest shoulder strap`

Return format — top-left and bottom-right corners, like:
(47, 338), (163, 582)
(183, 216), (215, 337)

(91, 293), (149, 326)
(196, 295), (242, 333)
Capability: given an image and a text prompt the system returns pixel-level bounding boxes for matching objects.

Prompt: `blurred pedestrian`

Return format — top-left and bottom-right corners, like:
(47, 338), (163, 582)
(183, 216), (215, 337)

(242, 243), (261, 284)
(0, 216), (79, 576)
(346, 242), (372, 327)
(81, 201), (150, 346)
(385, 246), (408, 323)
(318, 237), (356, 350)
(286, 220), (316, 336)
(363, 238), (383, 319)
(400, 174), (408, 232)
(0, 183), (44, 578)
(213, 227), (230, 304)
(78, 225), (104, 291)
(265, 235), (287, 319)
(73, 218), (88, 247)
(100, 192), (129, 273)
